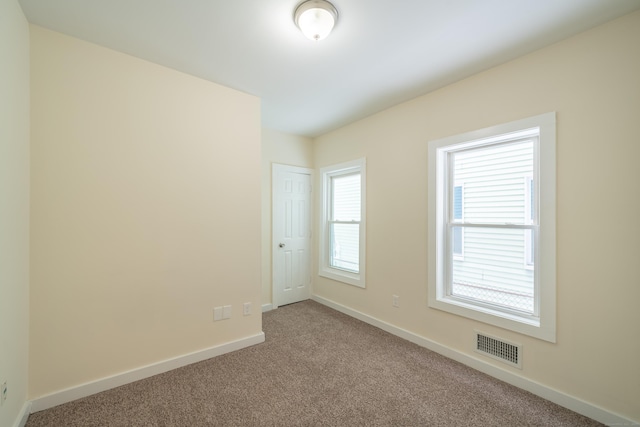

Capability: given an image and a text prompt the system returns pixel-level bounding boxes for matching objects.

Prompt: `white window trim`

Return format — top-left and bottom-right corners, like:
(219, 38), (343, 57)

(428, 112), (556, 342)
(319, 158), (366, 288)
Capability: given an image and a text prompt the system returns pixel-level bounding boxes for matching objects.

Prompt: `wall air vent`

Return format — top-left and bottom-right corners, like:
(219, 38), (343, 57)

(474, 331), (522, 369)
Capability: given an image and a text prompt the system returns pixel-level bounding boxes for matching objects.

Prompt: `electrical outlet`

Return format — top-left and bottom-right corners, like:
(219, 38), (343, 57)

(213, 306), (223, 321)
(392, 295), (400, 308)
(1, 381), (7, 406)
(243, 302), (252, 316)
(223, 305), (232, 319)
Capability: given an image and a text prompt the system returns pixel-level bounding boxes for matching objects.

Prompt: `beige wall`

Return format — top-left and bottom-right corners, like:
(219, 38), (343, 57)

(313, 10), (640, 422)
(29, 26), (262, 398)
(261, 128), (313, 306)
(0, 0), (30, 425)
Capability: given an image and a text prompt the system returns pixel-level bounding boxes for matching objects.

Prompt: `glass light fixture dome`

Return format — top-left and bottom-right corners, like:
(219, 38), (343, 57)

(294, 0), (338, 41)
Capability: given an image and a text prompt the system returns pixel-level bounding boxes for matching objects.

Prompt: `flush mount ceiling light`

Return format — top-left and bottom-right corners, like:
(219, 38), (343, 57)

(294, 0), (338, 41)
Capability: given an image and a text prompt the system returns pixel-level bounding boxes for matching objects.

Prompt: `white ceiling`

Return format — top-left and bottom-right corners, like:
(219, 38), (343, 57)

(18, 0), (640, 137)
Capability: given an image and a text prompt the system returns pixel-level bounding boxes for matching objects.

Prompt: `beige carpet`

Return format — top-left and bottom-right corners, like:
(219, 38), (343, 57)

(26, 300), (602, 426)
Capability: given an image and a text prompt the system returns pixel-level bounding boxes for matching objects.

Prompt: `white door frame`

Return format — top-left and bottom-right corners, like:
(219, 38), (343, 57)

(272, 163), (314, 309)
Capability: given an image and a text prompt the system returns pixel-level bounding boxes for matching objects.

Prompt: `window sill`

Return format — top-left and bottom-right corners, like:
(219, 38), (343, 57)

(429, 296), (555, 343)
(319, 267), (365, 288)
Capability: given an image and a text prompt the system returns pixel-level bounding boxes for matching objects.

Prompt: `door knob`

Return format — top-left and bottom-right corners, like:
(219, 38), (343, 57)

(279, 243), (285, 248)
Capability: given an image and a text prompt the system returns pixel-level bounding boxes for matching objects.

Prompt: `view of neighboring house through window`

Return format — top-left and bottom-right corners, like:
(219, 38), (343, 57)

(428, 113), (556, 342)
(524, 175), (534, 268)
(450, 140), (535, 313)
(330, 172), (361, 272)
(452, 185), (464, 259)
(320, 158), (366, 288)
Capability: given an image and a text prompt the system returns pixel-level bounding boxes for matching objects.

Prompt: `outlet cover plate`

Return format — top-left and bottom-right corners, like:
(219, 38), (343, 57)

(392, 295), (400, 307)
(223, 305), (232, 319)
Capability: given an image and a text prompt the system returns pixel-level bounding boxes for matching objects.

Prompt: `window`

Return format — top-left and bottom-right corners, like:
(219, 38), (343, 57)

(428, 113), (556, 342)
(452, 185), (464, 259)
(524, 175), (534, 269)
(320, 158), (366, 287)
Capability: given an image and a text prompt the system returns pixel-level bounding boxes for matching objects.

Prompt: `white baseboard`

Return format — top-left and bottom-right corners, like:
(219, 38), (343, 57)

(262, 303), (273, 312)
(13, 401), (31, 427)
(312, 295), (636, 427)
(30, 332), (265, 413)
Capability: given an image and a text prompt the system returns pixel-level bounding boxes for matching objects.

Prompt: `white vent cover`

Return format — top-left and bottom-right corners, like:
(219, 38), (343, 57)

(474, 331), (522, 369)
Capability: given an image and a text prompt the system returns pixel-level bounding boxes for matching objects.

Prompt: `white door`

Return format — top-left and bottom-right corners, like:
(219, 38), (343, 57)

(272, 164), (313, 308)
